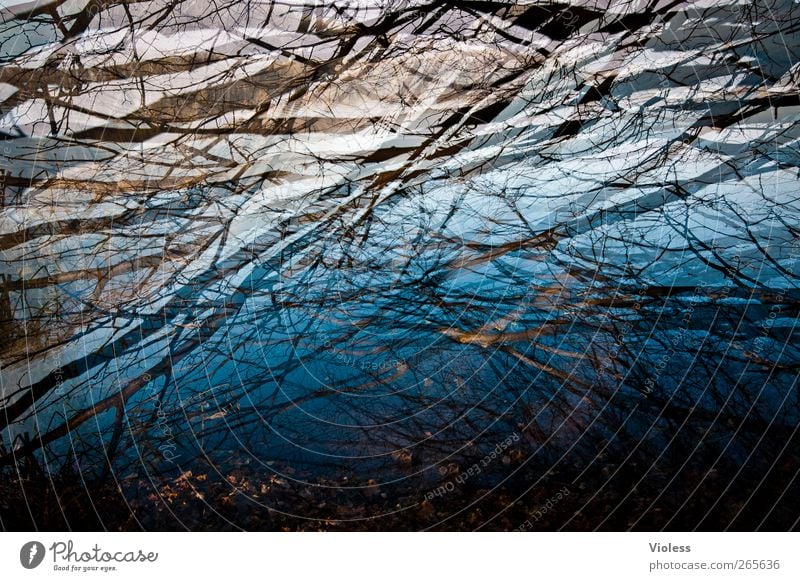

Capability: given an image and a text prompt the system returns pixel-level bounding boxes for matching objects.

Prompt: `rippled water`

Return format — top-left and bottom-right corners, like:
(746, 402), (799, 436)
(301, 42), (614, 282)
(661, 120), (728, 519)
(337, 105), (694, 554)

(1, 0), (799, 529)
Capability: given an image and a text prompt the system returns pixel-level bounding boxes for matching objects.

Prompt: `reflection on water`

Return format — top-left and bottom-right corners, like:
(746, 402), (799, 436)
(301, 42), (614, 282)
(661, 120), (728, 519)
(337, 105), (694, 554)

(1, 0), (800, 530)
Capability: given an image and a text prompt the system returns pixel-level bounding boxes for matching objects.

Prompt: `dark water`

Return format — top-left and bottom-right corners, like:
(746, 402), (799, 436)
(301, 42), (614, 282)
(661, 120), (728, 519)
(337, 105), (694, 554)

(1, 0), (799, 530)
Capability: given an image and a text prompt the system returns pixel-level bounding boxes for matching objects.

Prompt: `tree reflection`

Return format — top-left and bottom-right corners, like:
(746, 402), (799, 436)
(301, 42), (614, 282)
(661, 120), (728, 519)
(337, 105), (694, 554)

(1, 0), (799, 530)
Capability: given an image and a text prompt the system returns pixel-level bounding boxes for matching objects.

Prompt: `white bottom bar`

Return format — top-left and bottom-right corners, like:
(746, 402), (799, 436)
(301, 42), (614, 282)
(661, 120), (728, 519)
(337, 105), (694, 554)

(1, 532), (797, 580)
